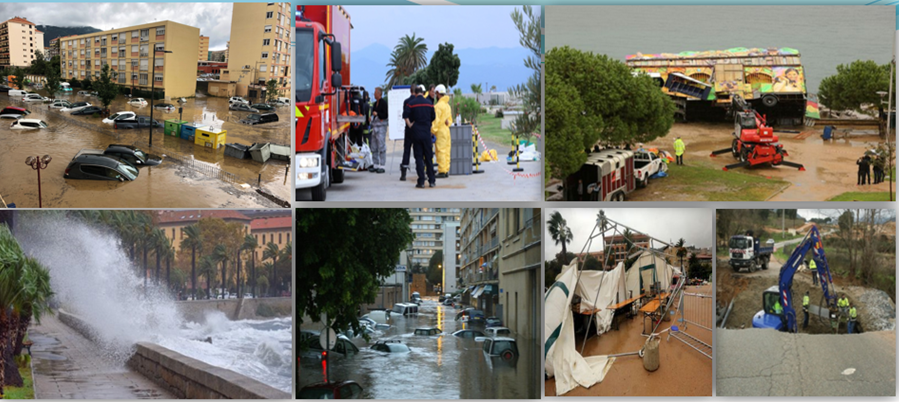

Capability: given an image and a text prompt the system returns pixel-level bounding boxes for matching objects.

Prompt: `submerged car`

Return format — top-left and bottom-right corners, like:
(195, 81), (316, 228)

(486, 317), (503, 328)
(298, 381), (364, 399)
(113, 116), (160, 129)
(128, 98), (148, 107)
(413, 327), (442, 336)
(370, 340), (410, 353)
(485, 327), (512, 337)
(22, 94), (48, 102)
(71, 106), (104, 116)
(77, 90), (91, 96)
(229, 103), (259, 113)
(239, 112), (278, 125)
(250, 103), (274, 111)
(102, 144), (162, 167)
(482, 337), (519, 363)
(64, 151), (139, 181)
(228, 96), (249, 105)
(154, 103), (175, 111)
(0, 106), (30, 119)
(61, 102), (92, 113)
(50, 100), (73, 109)
(10, 119), (47, 130)
(451, 329), (485, 339)
(102, 111), (137, 124)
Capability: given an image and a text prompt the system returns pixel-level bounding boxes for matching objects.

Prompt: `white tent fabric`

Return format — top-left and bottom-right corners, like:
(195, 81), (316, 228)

(573, 262), (627, 335)
(544, 260), (615, 395)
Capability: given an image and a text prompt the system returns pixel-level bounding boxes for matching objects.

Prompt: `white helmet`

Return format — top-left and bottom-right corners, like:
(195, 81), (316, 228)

(435, 84), (447, 94)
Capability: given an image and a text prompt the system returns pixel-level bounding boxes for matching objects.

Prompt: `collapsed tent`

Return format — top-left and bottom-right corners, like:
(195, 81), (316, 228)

(544, 250), (683, 395)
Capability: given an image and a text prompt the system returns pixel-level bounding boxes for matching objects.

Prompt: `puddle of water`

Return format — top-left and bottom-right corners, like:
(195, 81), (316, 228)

(0, 92), (290, 207)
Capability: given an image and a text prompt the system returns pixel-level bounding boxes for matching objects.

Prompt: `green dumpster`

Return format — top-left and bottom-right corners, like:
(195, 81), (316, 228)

(164, 119), (187, 137)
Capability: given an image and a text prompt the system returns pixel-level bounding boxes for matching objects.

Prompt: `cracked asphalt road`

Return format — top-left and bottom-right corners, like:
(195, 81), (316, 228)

(717, 328), (895, 396)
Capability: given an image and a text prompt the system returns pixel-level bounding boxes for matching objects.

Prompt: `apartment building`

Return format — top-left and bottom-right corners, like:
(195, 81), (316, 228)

(498, 208), (541, 340)
(59, 21), (199, 98)
(604, 233), (651, 267)
(459, 208), (501, 314)
(0, 17), (44, 67)
(250, 214), (292, 257)
(47, 36), (61, 60)
(222, 2), (291, 100)
(156, 210), (252, 254)
(198, 35), (209, 60)
(407, 208), (460, 270)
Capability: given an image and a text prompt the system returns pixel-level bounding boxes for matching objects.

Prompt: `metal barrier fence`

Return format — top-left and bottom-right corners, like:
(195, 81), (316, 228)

(668, 290), (713, 359)
(132, 141), (256, 186)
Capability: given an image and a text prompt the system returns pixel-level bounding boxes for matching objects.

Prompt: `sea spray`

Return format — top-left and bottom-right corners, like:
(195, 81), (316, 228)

(16, 213), (183, 364)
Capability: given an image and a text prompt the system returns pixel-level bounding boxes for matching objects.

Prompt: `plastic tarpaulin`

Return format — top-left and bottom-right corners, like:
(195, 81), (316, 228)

(626, 251), (682, 296)
(544, 260), (616, 395)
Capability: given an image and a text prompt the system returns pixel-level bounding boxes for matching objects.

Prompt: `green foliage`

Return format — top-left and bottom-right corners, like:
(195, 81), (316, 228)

(10, 68), (26, 91)
(256, 303), (275, 318)
(470, 83), (482, 103)
(494, 109), (504, 118)
(427, 250), (444, 286)
(29, 50), (47, 76)
(94, 64), (118, 111)
(44, 58), (61, 100)
(509, 6), (542, 146)
(547, 211), (573, 261)
(297, 209), (414, 337)
(819, 60), (891, 112)
(545, 46), (675, 179)
(426, 43), (460, 88)
(265, 79), (279, 103)
(452, 96), (481, 126)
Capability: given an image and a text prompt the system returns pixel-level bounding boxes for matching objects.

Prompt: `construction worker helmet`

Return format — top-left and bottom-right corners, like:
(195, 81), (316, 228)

(435, 84), (447, 95)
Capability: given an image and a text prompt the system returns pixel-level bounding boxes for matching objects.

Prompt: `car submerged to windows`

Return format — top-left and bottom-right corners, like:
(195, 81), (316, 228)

(370, 340), (410, 354)
(64, 151), (139, 182)
(0, 106), (30, 119)
(10, 119), (48, 130)
(102, 111), (137, 124)
(413, 327), (442, 336)
(482, 337), (519, 365)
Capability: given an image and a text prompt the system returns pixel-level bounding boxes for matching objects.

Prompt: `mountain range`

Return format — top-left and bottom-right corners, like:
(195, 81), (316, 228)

(36, 25), (102, 48)
(350, 43), (532, 93)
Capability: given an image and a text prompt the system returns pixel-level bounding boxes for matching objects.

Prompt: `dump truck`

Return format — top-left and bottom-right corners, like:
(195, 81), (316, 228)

(626, 47), (807, 126)
(295, 5), (365, 201)
(727, 231), (774, 273)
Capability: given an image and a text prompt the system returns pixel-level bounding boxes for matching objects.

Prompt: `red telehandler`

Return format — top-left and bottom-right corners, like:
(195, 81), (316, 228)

(710, 95), (805, 171)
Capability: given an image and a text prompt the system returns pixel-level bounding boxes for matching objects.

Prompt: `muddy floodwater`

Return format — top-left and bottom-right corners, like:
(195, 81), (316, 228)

(0, 91), (291, 208)
(298, 298), (539, 399)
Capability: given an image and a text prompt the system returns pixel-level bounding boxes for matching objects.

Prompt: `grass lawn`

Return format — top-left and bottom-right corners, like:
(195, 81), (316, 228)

(827, 192), (896, 201)
(655, 161), (789, 201)
(474, 112), (513, 146)
(3, 359), (34, 399)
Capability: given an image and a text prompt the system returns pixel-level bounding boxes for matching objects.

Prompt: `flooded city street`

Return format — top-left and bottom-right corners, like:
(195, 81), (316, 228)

(0, 91), (291, 208)
(298, 298), (539, 399)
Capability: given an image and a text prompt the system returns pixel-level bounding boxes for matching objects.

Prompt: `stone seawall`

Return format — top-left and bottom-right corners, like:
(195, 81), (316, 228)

(56, 309), (291, 399)
(176, 297), (292, 322)
(128, 342), (290, 399)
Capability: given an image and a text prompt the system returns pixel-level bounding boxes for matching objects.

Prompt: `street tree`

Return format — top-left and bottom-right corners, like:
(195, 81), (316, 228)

(180, 224), (202, 300)
(263, 242), (280, 297)
(547, 211), (573, 264)
(470, 83), (482, 104)
(510, 5), (542, 145)
(297, 209), (414, 339)
(29, 50), (47, 76)
(44, 57), (62, 101)
(427, 250), (444, 287)
(10, 68), (25, 91)
(265, 79), (279, 103)
(545, 46), (675, 181)
(425, 43), (460, 88)
(819, 60), (890, 113)
(240, 234), (258, 298)
(212, 244), (228, 299)
(198, 256), (216, 299)
(95, 64), (119, 114)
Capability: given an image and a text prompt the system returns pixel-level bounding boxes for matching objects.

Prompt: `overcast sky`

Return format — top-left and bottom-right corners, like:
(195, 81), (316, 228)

(343, 5), (526, 51)
(0, 3), (233, 50)
(545, 208), (713, 257)
(798, 209), (895, 221)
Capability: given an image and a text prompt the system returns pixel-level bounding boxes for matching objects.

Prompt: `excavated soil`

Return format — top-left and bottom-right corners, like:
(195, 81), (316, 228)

(717, 257), (896, 334)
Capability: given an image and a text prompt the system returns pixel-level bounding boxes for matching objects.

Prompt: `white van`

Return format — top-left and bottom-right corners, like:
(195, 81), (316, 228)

(392, 303), (419, 316)
(273, 97), (291, 106)
(8, 89), (30, 97)
(60, 82), (73, 92)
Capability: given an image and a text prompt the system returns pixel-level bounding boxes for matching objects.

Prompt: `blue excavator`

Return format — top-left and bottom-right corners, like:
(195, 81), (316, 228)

(751, 225), (839, 333)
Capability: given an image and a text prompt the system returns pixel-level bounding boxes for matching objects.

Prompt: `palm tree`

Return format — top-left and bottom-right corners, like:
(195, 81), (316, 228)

(384, 34), (428, 89)
(675, 238), (687, 270)
(547, 211), (573, 263)
(277, 242), (292, 295)
(471, 83), (483, 104)
(180, 225), (202, 300)
(240, 235), (258, 299)
(262, 242), (280, 297)
(0, 225), (25, 395)
(162, 236), (175, 292)
(13, 256), (53, 357)
(198, 256), (216, 299)
(151, 228), (166, 285)
(212, 244), (228, 299)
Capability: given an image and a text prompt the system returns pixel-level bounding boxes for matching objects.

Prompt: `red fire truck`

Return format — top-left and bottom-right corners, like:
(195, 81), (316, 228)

(295, 5), (364, 201)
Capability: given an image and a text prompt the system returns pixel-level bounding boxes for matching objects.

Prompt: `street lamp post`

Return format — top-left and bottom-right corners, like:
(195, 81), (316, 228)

(149, 49), (173, 147)
(25, 155), (51, 208)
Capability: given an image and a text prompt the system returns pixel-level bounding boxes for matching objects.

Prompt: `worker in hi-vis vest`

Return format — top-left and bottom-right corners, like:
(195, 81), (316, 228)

(848, 305), (858, 334)
(802, 291), (810, 330)
(808, 258), (818, 286)
(673, 136), (685, 165)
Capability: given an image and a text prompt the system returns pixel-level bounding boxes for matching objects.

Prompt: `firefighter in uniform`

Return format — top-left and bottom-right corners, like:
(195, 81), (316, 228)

(403, 85), (436, 188)
(399, 86), (416, 181)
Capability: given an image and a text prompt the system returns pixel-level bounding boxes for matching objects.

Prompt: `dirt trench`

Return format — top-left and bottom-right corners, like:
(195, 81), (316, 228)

(717, 258), (896, 334)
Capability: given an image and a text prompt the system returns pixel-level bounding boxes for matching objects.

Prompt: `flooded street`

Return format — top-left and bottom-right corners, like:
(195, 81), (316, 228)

(298, 298), (539, 399)
(0, 91), (290, 208)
